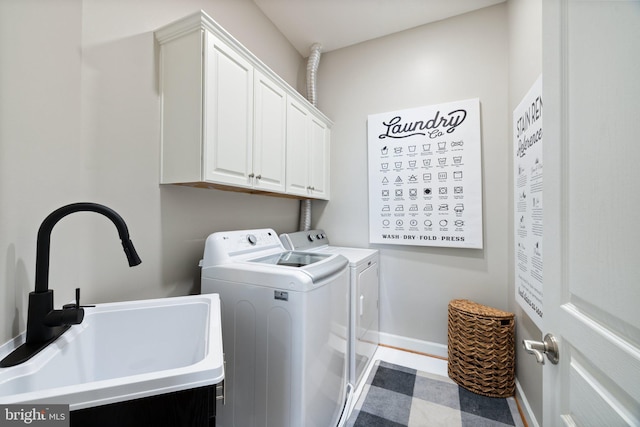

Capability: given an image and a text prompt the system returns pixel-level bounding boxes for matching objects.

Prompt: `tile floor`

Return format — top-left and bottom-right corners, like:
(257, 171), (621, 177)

(351, 345), (449, 407)
(347, 345), (524, 427)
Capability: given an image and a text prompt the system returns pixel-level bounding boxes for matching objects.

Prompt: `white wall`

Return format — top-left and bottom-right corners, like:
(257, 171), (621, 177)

(315, 4), (509, 351)
(508, 0), (543, 424)
(0, 0), (304, 344)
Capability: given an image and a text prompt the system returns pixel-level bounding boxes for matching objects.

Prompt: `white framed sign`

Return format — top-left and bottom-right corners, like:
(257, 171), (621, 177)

(367, 98), (483, 249)
(513, 75), (543, 330)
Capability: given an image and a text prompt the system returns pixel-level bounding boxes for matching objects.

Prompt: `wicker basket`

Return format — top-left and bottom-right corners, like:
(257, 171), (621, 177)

(447, 299), (515, 397)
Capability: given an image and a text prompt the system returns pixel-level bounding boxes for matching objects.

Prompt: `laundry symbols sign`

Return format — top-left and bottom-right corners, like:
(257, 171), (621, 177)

(367, 99), (483, 249)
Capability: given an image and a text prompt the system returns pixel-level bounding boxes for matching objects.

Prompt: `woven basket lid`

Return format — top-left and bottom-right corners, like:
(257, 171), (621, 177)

(449, 299), (514, 319)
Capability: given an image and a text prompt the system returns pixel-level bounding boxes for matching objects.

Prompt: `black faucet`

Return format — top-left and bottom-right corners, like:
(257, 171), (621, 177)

(0, 203), (141, 368)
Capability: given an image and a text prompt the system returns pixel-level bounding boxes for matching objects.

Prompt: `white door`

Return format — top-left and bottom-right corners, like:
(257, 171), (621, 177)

(542, 1), (640, 425)
(308, 115), (330, 200)
(254, 70), (286, 193)
(286, 97), (311, 197)
(204, 31), (254, 187)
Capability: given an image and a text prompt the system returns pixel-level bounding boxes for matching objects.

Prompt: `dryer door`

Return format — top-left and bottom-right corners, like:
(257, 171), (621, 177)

(354, 260), (379, 386)
(358, 262), (379, 341)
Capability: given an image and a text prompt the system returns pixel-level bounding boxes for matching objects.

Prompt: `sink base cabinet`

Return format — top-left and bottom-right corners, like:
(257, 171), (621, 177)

(70, 385), (216, 427)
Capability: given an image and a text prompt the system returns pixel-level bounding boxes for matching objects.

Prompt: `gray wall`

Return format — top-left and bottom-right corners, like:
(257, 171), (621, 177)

(315, 3), (543, 422)
(1, 1), (542, 423)
(0, 0), (304, 344)
(507, 0), (543, 424)
(315, 4), (509, 353)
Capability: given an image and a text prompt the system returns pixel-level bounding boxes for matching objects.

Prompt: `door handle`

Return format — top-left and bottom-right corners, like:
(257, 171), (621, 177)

(522, 333), (559, 365)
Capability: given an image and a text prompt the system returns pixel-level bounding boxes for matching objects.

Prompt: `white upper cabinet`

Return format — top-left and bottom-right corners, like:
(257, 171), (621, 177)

(253, 70), (287, 193)
(286, 97), (330, 200)
(308, 114), (330, 199)
(285, 97), (311, 197)
(203, 31), (254, 187)
(156, 11), (331, 200)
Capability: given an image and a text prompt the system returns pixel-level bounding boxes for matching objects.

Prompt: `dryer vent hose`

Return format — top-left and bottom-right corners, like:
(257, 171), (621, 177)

(299, 43), (322, 232)
(306, 43), (322, 107)
(298, 199), (312, 232)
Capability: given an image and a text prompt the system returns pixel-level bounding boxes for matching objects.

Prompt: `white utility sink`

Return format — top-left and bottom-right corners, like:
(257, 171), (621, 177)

(0, 294), (224, 410)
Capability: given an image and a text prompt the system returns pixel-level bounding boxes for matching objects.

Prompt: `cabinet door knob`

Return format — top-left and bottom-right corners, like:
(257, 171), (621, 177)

(248, 173), (255, 178)
(255, 174), (261, 180)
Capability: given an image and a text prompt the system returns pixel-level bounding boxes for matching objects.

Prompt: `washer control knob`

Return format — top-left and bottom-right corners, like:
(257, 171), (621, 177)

(308, 234), (315, 241)
(247, 234), (258, 245)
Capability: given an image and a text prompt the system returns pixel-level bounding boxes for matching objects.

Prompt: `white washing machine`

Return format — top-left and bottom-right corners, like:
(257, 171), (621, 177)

(280, 230), (379, 390)
(200, 229), (351, 427)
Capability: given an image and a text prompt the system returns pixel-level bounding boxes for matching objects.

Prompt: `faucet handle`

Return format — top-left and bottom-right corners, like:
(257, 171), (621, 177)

(46, 288), (91, 326)
(63, 288), (95, 310)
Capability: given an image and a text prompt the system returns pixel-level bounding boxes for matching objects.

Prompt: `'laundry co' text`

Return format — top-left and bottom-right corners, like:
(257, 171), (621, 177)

(378, 109), (468, 140)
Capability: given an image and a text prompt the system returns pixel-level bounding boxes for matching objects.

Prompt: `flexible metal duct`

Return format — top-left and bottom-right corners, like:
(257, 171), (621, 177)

(306, 43), (322, 107)
(298, 199), (312, 231)
(299, 43), (323, 231)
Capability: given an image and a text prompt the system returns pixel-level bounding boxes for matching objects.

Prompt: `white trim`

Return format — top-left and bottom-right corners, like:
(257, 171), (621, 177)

(516, 379), (540, 427)
(378, 332), (448, 359)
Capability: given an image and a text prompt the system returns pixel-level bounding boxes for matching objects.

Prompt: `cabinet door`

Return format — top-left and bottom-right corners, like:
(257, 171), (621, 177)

(203, 32), (253, 187)
(285, 97), (310, 197)
(253, 71), (286, 193)
(308, 116), (330, 200)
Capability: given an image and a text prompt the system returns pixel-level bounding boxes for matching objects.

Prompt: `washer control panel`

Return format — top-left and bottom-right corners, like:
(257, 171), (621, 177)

(202, 229), (284, 266)
(281, 229), (329, 251)
(223, 229), (281, 252)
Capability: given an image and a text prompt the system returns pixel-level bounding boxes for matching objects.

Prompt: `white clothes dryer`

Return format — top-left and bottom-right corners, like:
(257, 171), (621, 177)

(280, 230), (380, 390)
(200, 229), (350, 427)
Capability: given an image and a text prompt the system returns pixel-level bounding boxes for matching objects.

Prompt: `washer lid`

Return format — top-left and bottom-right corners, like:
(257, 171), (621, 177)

(250, 251), (331, 268)
(247, 251), (348, 284)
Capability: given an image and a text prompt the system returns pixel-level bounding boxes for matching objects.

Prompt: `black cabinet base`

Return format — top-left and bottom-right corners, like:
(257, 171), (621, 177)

(70, 385), (216, 427)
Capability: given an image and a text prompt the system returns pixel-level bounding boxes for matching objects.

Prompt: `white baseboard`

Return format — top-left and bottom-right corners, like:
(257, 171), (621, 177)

(516, 379), (540, 427)
(378, 332), (448, 359)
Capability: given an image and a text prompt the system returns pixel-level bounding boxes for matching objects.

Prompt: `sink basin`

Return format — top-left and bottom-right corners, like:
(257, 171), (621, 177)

(0, 294), (224, 410)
